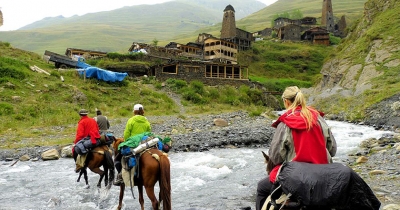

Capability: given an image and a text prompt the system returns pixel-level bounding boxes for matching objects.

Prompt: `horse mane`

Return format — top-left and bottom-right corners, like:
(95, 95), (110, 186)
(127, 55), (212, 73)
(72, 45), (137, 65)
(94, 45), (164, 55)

(262, 151), (276, 175)
(113, 137), (124, 153)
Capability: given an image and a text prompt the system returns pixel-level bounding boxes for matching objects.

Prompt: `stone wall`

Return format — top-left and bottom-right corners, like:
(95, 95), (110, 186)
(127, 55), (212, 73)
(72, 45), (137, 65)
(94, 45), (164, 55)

(154, 63), (251, 87)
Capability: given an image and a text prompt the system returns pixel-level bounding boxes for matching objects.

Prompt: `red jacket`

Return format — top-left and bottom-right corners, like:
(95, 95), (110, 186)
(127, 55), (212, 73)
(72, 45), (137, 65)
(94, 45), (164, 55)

(269, 106), (328, 183)
(74, 116), (101, 145)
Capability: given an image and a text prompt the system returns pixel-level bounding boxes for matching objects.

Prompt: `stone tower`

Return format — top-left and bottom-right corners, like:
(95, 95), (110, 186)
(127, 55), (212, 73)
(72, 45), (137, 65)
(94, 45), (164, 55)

(221, 5), (236, 39)
(321, 0), (334, 32)
(0, 9), (3, 27)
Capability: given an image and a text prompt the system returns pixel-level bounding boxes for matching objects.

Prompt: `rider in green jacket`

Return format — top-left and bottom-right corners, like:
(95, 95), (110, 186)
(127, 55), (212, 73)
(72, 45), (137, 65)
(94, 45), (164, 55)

(114, 104), (151, 186)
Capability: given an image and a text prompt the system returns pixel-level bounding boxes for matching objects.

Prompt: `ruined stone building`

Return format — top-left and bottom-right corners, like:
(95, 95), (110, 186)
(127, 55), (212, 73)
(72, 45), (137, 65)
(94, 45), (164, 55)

(220, 5), (253, 51)
(321, 0), (335, 32)
(334, 15), (347, 38)
(164, 42), (203, 60)
(125, 4), (251, 86)
(272, 17), (321, 42)
(277, 24), (303, 41)
(65, 48), (107, 59)
(301, 27), (330, 46)
(254, 28), (273, 37)
(152, 60), (250, 87)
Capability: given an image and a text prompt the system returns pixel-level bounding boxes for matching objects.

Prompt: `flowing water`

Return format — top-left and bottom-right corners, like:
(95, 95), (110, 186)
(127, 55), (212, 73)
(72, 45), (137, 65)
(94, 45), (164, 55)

(0, 120), (392, 210)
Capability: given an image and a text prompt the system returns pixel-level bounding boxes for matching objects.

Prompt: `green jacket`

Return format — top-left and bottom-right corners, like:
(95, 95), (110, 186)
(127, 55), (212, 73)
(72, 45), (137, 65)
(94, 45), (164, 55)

(118, 132), (153, 150)
(123, 115), (151, 140)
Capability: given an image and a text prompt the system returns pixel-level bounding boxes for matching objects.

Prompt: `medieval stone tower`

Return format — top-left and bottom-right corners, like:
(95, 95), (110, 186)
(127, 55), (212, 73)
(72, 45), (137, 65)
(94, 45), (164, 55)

(0, 8), (3, 27)
(220, 5), (236, 39)
(321, 0), (334, 32)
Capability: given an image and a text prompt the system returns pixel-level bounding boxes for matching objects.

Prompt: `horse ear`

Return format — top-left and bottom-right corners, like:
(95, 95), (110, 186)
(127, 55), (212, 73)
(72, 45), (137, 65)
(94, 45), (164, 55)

(261, 151), (269, 162)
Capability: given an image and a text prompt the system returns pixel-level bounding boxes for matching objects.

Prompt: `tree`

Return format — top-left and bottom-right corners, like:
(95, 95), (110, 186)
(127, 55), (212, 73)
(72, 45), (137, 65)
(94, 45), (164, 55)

(291, 9), (303, 19)
(152, 38), (158, 47)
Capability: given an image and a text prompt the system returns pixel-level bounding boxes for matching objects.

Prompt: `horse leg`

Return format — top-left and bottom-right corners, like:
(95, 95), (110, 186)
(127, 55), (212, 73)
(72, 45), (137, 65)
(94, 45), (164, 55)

(117, 183), (125, 210)
(138, 184), (145, 210)
(104, 167), (109, 187)
(77, 170), (83, 182)
(91, 167), (105, 188)
(144, 186), (159, 210)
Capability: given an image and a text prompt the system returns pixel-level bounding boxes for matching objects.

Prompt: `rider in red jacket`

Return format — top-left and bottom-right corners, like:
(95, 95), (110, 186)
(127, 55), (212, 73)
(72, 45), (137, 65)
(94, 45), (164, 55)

(74, 111), (101, 145)
(73, 109), (101, 172)
(256, 86), (337, 210)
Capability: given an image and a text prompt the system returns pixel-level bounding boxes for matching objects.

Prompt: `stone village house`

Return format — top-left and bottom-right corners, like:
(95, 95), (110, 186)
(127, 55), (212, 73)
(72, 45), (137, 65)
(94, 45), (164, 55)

(255, 0), (346, 45)
(127, 4), (253, 86)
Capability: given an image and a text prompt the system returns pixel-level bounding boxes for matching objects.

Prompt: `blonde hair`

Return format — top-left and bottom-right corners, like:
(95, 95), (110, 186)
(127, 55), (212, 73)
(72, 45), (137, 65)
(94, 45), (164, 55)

(282, 86), (317, 130)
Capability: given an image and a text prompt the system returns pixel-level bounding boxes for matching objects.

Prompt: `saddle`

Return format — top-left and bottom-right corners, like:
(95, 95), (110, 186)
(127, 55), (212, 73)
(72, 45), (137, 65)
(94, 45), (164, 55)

(75, 133), (116, 155)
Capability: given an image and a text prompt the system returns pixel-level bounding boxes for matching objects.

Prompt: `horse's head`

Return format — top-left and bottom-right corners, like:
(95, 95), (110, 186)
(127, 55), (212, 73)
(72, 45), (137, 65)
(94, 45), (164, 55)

(112, 137), (124, 153)
(262, 151), (275, 175)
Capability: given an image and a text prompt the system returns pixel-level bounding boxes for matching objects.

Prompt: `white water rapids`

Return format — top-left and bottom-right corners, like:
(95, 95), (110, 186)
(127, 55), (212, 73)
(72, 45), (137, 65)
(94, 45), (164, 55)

(0, 120), (392, 210)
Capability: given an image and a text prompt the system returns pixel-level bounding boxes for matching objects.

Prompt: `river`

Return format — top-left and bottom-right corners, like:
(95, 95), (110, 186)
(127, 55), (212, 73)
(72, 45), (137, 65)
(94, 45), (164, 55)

(0, 120), (392, 210)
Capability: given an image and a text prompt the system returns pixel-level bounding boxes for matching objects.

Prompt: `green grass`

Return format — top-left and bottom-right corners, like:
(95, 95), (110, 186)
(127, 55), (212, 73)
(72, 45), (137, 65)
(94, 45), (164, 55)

(0, 42), (278, 149)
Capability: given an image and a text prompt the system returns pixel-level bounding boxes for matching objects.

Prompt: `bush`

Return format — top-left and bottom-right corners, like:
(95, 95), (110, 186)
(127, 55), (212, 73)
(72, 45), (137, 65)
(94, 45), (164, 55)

(0, 57), (29, 80)
(0, 103), (14, 116)
(329, 34), (342, 45)
(189, 80), (205, 95)
(166, 79), (187, 90)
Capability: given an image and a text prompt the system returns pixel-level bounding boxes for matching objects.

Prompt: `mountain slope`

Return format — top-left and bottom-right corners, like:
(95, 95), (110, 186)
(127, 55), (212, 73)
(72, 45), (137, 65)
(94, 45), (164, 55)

(0, 0), (265, 55)
(306, 0), (400, 123)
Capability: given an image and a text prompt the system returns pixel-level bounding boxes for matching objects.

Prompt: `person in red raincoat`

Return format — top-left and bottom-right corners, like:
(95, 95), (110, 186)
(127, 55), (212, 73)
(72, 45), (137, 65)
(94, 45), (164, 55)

(73, 109), (101, 173)
(256, 86), (337, 210)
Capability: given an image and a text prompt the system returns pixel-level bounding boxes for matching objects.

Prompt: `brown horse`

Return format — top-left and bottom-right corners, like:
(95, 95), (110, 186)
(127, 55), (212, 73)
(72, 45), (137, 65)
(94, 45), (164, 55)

(75, 144), (115, 189)
(112, 137), (171, 210)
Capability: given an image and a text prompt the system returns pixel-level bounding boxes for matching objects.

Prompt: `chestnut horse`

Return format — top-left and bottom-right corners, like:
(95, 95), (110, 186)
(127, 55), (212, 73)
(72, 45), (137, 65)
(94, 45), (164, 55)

(75, 144), (115, 189)
(112, 138), (171, 210)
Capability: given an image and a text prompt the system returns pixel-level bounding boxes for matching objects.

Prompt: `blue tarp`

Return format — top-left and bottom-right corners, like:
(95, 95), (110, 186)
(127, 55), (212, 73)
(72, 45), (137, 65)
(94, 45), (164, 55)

(78, 67), (128, 82)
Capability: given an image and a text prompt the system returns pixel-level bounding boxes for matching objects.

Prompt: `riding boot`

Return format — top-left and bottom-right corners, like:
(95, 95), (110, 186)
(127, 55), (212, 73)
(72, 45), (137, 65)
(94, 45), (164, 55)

(114, 159), (124, 186)
(114, 172), (123, 186)
(75, 154), (86, 173)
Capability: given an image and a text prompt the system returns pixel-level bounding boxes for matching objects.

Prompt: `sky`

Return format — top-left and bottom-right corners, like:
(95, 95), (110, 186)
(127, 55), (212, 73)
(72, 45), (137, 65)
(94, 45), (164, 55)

(0, 0), (278, 31)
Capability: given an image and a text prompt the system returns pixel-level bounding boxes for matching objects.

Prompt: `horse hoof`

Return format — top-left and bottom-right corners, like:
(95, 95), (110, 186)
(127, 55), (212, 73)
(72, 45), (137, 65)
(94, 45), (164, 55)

(84, 185), (90, 189)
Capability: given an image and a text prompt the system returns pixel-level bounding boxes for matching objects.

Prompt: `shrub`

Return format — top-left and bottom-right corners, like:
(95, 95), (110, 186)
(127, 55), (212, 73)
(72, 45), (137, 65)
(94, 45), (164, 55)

(189, 80), (205, 95)
(0, 102), (14, 116)
(0, 57), (28, 80)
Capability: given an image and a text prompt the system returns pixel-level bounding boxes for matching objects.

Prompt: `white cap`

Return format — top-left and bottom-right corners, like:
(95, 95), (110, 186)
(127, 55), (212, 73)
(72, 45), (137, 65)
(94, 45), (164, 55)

(133, 104), (143, 111)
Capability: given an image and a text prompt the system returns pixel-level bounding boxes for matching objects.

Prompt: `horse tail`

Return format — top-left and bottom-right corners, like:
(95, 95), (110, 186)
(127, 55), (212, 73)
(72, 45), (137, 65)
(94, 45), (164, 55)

(159, 154), (171, 210)
(105, 150), (115, 186)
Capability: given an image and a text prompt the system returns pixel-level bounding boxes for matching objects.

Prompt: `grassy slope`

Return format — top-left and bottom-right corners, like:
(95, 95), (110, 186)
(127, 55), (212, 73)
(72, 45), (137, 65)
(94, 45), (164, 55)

(0, 42), (179, 148)
(1, 41), (286, 149)
(239, 40), (331, 91)
(312, 0), (400, 120)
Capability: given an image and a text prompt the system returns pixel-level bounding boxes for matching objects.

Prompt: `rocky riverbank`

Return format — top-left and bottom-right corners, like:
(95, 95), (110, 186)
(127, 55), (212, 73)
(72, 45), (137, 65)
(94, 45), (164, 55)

(1, 111), (399, 209)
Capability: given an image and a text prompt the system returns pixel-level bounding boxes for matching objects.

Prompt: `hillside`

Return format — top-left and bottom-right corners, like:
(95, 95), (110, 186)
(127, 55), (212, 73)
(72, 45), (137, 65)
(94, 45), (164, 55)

(2, 40), (295, 149)
(0, 0), (366, 55)
(306, 0), (400, 123)
(0, 0), (264, 55)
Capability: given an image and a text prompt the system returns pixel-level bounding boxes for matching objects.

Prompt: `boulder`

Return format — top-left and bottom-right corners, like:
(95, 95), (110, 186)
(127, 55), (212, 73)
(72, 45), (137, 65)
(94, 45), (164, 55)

(41, 149), (59, 161)
(19, 155), (30, 161)
(213, 118), (228, 127)
(61, 145), (73, 158)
